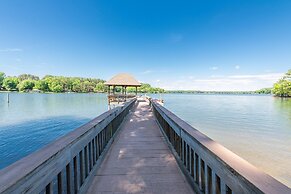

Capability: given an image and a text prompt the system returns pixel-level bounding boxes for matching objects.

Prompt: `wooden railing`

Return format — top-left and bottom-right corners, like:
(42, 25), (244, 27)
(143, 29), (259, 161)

(108, 94), (136, 103)
(0, 99), (136, 194)
(151, 100), (290, 194)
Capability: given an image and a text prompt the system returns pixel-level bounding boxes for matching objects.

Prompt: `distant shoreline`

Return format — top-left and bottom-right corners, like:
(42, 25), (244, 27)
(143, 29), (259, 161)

(0, 90), (105, 94)
(0, 90), (277, 96)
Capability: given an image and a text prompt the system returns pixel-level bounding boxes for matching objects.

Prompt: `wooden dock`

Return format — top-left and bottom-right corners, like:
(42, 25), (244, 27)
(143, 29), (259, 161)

(87, 100), (193, 194)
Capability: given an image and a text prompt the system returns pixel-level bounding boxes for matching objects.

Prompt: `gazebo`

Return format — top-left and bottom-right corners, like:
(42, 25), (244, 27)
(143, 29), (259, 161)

(104, 73), (141, 104)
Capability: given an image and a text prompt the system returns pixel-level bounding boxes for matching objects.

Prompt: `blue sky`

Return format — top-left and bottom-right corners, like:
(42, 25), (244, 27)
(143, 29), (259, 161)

(0, 0), (290, 91)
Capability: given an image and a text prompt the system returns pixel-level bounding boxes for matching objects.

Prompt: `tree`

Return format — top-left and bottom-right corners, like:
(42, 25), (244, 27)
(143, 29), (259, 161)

(34, 80), (50, 91)
(72, 79), (82, 92)
(0, 72), (5, 89)
(49, 80), (64, 92)
(17, 80), (35, 91)
(18, 74), (39, 81)
(272, 69), (291, 97)
(50, 83), (64, 92)
(82, 80), (94, 92)
(283, 69), (291, 80)
(255, 88), (272, 94)
(95, 82), (105, 92)
(3, 77), (19, 91)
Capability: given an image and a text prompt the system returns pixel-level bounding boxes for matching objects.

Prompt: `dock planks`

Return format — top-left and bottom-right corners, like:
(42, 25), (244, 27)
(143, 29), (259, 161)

(87, 99), (194, 194)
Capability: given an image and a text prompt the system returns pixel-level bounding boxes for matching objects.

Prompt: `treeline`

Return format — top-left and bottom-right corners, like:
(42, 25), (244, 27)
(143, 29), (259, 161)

(0, 73), (106, 93)
(272, 69), (291, 97)
(1, 70), (288, 96)
(0, 72), (165, 93)
(133, 83), (165, 93)
(167, 88), (272, 95)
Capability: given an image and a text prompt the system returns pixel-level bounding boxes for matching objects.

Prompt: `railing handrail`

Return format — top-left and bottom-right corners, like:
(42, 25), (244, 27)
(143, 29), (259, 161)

(151, 99), (290, 194)
(0, 99), (136, 193)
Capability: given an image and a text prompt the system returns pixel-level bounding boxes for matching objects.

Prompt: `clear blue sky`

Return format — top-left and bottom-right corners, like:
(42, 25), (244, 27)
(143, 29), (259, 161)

(0, 0), (290, 90)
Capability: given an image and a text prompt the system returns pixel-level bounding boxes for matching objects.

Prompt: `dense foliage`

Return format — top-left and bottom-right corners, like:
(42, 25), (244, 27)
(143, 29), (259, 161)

(0, 72), (5, 89)
(254, 88), (272, 94)
(272, 70), (291, 97)
(2, 77), (19, 91)
(0, 72), (165, 93)
(127, 83), (165, 93)
(0, 72), (106, 92)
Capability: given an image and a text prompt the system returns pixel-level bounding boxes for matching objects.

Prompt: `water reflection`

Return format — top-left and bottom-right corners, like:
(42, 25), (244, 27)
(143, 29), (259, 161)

(273, 97), (291, 125)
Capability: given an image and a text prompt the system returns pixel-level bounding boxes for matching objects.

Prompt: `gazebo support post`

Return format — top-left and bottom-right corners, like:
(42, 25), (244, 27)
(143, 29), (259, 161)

(125, 86), (127, 101)
(122, 86), (125, 101)
(107, 85), (111, 106)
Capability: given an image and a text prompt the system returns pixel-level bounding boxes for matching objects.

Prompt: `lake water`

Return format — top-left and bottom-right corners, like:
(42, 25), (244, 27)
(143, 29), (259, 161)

(0, 93), (290, 187)
(0, 93), (108, 169)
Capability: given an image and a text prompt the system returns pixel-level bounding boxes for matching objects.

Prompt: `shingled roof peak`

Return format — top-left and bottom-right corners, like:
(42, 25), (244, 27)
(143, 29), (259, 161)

(104, 73), (141, 86)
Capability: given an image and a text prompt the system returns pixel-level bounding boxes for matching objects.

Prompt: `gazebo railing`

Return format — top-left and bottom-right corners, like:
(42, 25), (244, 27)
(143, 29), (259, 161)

(107, 94), (137, 104)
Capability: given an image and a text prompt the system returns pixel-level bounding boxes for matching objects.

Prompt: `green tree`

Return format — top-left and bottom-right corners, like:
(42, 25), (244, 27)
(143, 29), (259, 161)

(94, 82), (105, 92)
(272, 69), (291, 97)
(17, 80), (35, 91)
(3, 77), (19, 91)
(72, 79), (82, 92)
(255, 88), (272, 94)
(34, 80), (50, 91)
(18, 74), (39, 81)
(50, 83), (64, 92)
(125, 83), (164, 93)
(82, 80), (94, 92)
(0, 72), (5, 89)
(283, 69), (291, 80)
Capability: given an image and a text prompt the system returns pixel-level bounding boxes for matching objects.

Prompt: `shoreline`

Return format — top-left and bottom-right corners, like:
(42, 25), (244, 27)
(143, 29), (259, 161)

(1, 90), (290, 98)
(0, 90), (284, 97)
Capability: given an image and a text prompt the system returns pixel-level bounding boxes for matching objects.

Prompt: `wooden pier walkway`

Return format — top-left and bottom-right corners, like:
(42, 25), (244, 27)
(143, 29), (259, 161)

(87, 99), (194, 194)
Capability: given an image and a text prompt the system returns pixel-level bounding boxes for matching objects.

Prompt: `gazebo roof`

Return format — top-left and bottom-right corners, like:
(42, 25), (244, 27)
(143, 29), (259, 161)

(104, 73), (141, 87)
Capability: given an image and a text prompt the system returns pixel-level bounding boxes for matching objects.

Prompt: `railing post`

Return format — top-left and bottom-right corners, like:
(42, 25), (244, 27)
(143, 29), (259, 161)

(79, 150), (84, 185)
(84, 146), (89, 177)
(45, 182), (53, 194)
(201, 159), (206, 193)
(73, 156), (78, 194)
(92, 138), (96, 165)
(66, 163), (72, 194)
(95, 136), (99, 160)
(190, 149), (194, 179)
(57, 171), (63, 194)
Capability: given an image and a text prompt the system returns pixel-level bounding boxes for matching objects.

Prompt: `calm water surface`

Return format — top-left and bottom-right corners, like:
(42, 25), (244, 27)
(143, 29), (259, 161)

(0, 93), (290, 187)
(0, 93), (108, 169)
